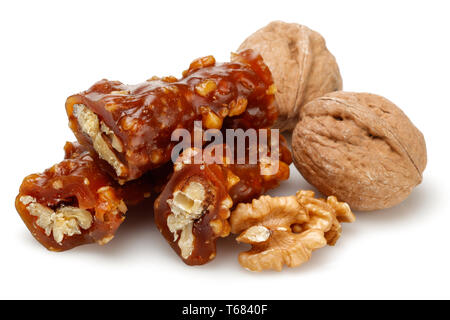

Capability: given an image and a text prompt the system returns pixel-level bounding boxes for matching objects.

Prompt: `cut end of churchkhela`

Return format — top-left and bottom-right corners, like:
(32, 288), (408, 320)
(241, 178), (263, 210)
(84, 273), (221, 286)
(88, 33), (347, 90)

(72, 104), (127, 179)
(15, 142), (127, 251)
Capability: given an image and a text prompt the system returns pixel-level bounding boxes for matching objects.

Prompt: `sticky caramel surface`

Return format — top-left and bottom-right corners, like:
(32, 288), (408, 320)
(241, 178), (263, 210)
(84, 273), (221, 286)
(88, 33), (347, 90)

(66, 50), (277, 182)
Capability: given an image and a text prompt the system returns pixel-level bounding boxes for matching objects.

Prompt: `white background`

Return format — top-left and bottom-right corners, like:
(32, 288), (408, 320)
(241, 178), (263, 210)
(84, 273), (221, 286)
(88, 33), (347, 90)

(1, 0), (449, 299)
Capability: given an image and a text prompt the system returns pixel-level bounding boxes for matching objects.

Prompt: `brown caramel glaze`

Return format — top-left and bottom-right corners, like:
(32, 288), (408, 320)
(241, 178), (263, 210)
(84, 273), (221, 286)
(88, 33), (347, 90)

(154, 163), (230, 266)
(225, 132), (292, 204)
(15, 142), (126, 251)
(224, 50), (277, 130)
(66, 49), (277, 182)
(153, 136), (292, 266)
(227, 161), (289, 205)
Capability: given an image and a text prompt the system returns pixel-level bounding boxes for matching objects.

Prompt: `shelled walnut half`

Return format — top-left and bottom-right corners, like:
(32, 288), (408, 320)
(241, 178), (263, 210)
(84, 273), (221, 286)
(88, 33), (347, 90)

(230, 190), (355, 272)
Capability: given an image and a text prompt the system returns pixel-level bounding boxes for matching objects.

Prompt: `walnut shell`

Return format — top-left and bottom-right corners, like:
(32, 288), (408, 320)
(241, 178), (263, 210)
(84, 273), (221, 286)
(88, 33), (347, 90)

(292, 92), (427, 211)
(238, 21), (342, 131)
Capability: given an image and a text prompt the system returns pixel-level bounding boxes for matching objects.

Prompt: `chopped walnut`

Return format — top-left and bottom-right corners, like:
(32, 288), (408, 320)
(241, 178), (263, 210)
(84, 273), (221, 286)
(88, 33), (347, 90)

(195, 79), (217, 97)
(296, 190), (355, 245)
(237, 225), (271, 244)
(110, 90), (129, 95)
(97, 186), (128, 219)
(202, 109), (223, 129)
(165, 179), (232, 260)
(230, 191), (355, 272)
(228, 97), (248, 117)
(20, 196), (93, 244)
(100, 122), (124, 153)
(52, 180), (63, 190)
(73, 104), (126, 177)
(183, 56), (216, 77)
(154, 160), (233, 265)
(167, 181), (206, 243)
(225, 170), (240, 189)
(265, 84), (277, 96)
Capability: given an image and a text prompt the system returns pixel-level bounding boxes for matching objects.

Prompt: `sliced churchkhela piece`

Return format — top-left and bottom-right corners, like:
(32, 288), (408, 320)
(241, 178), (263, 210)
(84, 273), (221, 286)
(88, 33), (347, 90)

(15, 142), (173, 251)
(15, 142), (127, 251)
(154, 132), (292, 265)
(66, 50), (278, 183)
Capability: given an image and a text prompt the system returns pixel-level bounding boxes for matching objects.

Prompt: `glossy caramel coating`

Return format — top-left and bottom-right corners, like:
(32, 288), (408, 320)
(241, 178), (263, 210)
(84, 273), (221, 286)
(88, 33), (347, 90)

(154, 135), (291, 265)
(15, 142), (126, 251)
(154, 163), (231, 266)
(66, 50), (277, 182)
(226, 133), (291, 204)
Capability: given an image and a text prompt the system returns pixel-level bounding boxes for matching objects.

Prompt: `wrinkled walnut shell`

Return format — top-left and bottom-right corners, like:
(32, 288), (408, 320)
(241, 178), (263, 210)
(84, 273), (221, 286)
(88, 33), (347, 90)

(292, 92), (427, 211)
(238, 21), (342, 131)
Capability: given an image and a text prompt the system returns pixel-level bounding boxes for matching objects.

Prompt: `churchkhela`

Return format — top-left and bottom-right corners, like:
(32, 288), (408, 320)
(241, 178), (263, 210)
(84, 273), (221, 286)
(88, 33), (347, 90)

(65, 50), (277, 183)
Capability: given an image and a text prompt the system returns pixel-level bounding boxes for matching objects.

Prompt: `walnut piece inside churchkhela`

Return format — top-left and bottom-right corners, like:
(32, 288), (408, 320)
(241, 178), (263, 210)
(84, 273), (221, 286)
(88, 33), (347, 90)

(15, 142), (127, 251)
(154, 135), (292, 266)
(154, 162), (233, 265)
(66, 49), (277, 183)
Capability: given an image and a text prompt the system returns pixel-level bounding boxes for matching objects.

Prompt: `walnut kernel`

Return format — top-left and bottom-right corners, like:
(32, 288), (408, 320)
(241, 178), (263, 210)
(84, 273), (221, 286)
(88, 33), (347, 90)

(166, 181), (208, 258)
(230, 191), (354, 271)
(73, 104), (127, 177)
(202, 109), (223, 129)
(228, 97), (248, 117)
(195, 80), (217, 97)
(20, 196), (93, 244)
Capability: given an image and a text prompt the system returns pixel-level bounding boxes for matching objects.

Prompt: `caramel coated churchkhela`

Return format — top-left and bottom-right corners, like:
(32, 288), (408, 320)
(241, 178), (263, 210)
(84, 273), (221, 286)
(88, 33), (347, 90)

(15, 142), (127, 251)
(66, 50), (278, 183)
(154, 134), (292, 265)
(15, 143), (172, 251)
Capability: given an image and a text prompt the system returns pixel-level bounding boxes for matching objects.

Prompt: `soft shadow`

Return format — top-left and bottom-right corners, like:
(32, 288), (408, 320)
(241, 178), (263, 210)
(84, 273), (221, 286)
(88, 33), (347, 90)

(205, 180), (437, 275)
(60, 176), (438, 271)
(72, 199), (157, 257)
(210, 236), (246, 271)
(351, 180), (437, 226)
(282, 132), (292, 149)
(209, 233), (341, 276)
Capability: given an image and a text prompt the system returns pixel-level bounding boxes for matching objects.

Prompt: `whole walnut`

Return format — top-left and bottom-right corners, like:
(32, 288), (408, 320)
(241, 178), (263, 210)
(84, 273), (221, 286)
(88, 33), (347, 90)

(238, 21), (342, 131)
(292, 92), (427, 211)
